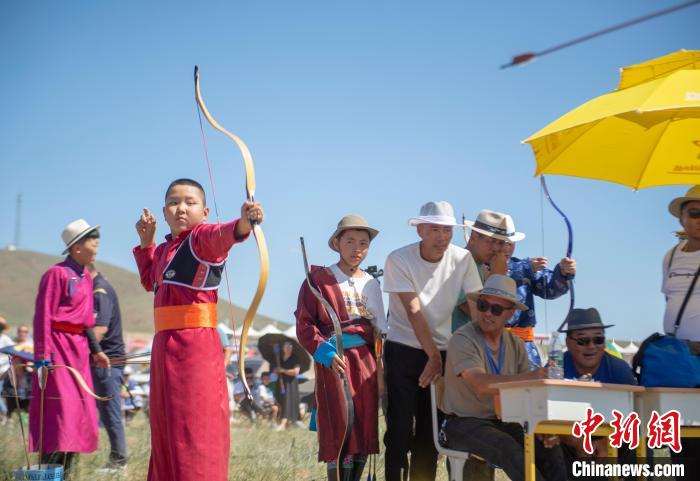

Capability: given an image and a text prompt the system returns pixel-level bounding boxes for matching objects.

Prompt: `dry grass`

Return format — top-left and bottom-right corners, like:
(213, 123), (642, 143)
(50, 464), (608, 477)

(0, 414), (463, 481)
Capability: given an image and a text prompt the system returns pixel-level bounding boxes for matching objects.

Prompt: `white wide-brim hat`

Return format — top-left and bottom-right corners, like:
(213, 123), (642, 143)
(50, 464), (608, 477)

(669, 185), (700, 218)
(408, 201), (466, 227)
(466, 274), (528, 311)
(61, 218), (100, 255)
(463, 209), (525, 242)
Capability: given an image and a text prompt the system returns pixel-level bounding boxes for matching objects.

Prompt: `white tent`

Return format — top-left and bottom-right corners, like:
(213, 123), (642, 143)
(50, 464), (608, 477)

(233, 325), (262, 338)
(256, 324), (283, 336)
(618, 342), (639, 354)
(283, 325), (297, 338)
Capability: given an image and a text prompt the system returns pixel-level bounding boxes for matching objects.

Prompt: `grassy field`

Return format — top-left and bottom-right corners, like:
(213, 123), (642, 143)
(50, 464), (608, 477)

(3, 413), (679, 481)
(0, 413), (461, 481)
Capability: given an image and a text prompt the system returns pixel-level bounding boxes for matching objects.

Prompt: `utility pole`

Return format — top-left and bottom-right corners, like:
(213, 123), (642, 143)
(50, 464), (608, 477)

(13, 193), (21, 249)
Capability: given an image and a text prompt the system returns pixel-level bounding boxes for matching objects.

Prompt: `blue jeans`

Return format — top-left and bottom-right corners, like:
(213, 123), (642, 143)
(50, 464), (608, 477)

(91, 366), (127, 465)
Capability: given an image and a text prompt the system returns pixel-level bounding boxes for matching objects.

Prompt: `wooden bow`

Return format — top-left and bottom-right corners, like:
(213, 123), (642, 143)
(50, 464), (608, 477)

(194, 66), (270, 399)
(28, 362), (111, 401)
(300, 237), (354, 481)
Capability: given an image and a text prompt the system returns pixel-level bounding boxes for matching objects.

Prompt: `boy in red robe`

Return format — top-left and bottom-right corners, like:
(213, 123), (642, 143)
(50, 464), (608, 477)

(133, 178), (263, 481)
(295, 215), (385, 481)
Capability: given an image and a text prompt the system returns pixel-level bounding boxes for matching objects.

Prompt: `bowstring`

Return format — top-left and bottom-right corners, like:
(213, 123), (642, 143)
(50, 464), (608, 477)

(540, 179), (549, 335)
(195, 101), (242, 360)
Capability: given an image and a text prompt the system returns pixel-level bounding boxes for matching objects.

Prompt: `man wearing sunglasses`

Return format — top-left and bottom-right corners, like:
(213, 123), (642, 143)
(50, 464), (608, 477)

(560, 309), (636, 479)
(451, 210), (524, 333)
(664, 185), (700, 342)
(663, 186), (700, 478)
(441, 275), (566, 481)
(561, 308), (636, 384)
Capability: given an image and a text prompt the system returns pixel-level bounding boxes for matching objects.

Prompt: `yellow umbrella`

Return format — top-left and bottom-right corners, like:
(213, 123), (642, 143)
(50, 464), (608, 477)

(524, 50), (700, 189)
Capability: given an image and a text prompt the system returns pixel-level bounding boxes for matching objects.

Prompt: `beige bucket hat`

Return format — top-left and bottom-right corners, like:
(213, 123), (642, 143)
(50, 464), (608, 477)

(466, 274), (528, 311)
(328, 214), (379, 252)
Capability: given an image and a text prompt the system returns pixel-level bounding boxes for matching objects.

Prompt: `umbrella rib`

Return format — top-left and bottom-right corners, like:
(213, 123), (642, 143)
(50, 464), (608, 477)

(535, 120), (601, 175)
(633, 118), (674, 189)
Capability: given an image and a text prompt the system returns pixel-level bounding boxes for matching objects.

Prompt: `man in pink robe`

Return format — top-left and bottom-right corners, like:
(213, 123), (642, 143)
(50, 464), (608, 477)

(30, 219), (108, 470)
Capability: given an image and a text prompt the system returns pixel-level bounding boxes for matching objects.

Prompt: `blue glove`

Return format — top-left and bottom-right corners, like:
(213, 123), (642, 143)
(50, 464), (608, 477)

(313, 341), (337, 369)
(309, 407), (317, 432)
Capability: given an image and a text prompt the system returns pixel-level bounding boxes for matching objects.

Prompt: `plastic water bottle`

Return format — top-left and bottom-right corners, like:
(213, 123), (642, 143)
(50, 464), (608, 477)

(547, 332), (564, 379)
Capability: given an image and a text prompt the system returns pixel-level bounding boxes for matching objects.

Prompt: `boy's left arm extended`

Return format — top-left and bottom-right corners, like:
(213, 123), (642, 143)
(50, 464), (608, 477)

(191, 220), (251, 263)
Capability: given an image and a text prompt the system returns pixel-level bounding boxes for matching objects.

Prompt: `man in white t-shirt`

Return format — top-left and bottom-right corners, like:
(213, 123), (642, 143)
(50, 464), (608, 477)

(663, 186), (700, 479)
(383, 201), (482, 481)
(664, 186), (700, 342)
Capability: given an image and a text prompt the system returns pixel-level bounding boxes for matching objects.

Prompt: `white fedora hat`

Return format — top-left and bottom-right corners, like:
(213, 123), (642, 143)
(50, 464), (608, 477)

(464, 209), (525, 242)
(408, 201), (465, 227)
(61, 219), (100, 255)
(466, 274), (528, 311)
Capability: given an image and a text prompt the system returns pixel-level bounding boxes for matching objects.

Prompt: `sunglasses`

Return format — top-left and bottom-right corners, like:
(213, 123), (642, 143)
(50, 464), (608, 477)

(687, 208), (700, 219)
(476, 232), (513, 249)
(569, 336), (606, 346)
(476, 298), (514, 316)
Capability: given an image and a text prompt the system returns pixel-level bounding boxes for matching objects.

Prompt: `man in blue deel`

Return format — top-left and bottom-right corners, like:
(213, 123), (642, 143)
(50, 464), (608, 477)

(559, 307), (636, 480)
(561, 307), (636, 384)
(89, 264), (128, 471)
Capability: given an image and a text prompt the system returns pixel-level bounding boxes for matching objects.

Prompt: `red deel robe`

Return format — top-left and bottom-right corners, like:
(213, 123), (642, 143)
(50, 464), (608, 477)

(133, 220), (248, 481)
(295, 266), (379, 462)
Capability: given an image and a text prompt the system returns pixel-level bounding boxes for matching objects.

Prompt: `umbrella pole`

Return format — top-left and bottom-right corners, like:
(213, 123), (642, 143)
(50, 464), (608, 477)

(274, 344), (285, 395)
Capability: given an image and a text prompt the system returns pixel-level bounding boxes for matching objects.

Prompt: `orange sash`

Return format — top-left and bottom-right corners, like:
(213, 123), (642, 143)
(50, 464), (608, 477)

(154, 303), (217, 333)
(507, 325), (535, 342)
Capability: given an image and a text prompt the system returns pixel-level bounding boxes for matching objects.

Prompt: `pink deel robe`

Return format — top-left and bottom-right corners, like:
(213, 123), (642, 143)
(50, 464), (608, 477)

(29, 257), (98, 453)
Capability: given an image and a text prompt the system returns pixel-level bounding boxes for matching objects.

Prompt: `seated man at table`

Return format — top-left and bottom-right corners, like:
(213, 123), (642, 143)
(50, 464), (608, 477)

(441, 275), (566, 481)
(562, 307), (636, 384)
(560, 307), (637, 480)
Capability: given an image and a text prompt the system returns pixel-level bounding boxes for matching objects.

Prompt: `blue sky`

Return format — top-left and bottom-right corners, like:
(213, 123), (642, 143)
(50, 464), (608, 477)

(1, 1), (697, 340)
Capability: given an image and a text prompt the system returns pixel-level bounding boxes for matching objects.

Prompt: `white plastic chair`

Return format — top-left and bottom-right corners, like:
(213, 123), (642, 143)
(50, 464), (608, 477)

(430, 378), (471, 481)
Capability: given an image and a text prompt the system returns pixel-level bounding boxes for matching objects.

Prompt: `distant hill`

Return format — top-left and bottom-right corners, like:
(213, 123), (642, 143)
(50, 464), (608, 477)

(0, 249), (285, 335)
